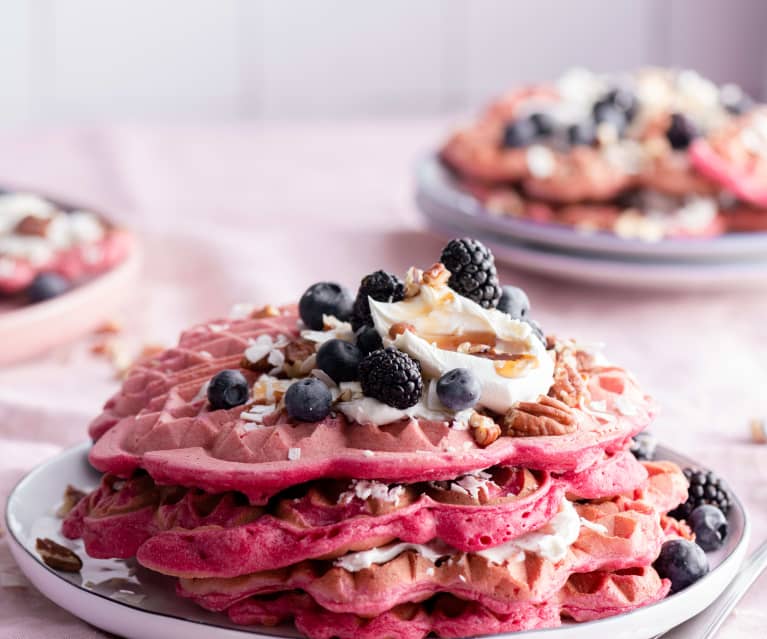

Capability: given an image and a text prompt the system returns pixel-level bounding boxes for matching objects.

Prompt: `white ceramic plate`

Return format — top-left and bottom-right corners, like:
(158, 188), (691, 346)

(416, 154), (767, 262)
(425, 216), (767, 290)
(6, 443), (750, 639)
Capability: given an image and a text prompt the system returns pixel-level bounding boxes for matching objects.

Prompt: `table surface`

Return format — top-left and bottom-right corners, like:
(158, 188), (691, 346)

(0, 121), (765, 639)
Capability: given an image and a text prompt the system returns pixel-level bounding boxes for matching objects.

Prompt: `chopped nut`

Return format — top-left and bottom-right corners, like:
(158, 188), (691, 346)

(283, 338), (317, 378)
(14, 215), (51, 236)
(550, 346), (589, 407)
(422, 262), (450, 288)
(469, 412), (501, 447)
(389, 322), (416, 340)
(252, 304), (281, 318)
(94, 319), (123, 335)
(56, 485), (87, 518)
(404, 266), (424, 298)
(504, 395), (576, 437)
(750, 419), (767, 444)
(35, 538), (82, 573)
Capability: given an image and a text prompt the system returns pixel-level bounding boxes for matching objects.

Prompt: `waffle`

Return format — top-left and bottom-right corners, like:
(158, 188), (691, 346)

(176, 467), (683, 617)
(0, 193), (132, 294)
(63, 450), (653, 578)
(86, 310), (653, 504)
(440, 67), (766, 238)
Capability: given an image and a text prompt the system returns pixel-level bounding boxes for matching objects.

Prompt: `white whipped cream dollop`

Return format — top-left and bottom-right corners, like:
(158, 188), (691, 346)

(476, 499), (581, 564)
(335, 541), (449, 573)
(369, 284), (554, 414)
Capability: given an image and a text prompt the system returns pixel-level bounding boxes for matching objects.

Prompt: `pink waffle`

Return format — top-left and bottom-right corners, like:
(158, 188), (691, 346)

(86, 310), (653, 504)
(63, 450), (650, 578)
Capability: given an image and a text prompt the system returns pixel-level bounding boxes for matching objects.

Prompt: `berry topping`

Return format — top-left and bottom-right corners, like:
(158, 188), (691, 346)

(299, 282), (353, 330)
(351, 271), (405, 330)
(567, 120), (597, 146)
(689, 505), (728, 552)
(653, 539), (709, 594)
(629, 432), (657, 461)
(285, 378), (333, 422)
(355, 325), (383, 355)
(208, 370), (249, 410)
(602, 87), (638, 121)
(666, 112), (700, 150)
(359, 347), (423, 409)
(592, 101), (628, 135)
(436, 368), (481, 411)
(440, 238), (501, 309)
(316, 338), (361, 383)
(670, 468), (732, 520)
(529, 112), (556, 137)
(524, 318), (545, 345)
(497, 285), (530, 319)
(26, 272), (71, 303)
(720, 84), (754, 115)
(501, 118), (537, 148)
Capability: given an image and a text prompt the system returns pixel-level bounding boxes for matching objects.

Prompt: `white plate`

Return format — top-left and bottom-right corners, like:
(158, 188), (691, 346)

(415, 154), (767, 262)
(5, 443), (750, 639)
(425, 216), (767, 290)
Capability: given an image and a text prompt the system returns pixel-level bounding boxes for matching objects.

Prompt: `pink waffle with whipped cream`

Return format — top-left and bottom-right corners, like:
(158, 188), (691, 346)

(60, 238), (692, 638)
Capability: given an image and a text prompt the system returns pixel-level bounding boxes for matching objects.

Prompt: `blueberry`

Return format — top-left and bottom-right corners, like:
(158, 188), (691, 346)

(299, 282), (353, 330)
(285, 378), (333, 422)
(355, 325), (383, 355)
(630, 432), (657, 461)
(592, 101), (628, 135)
(317, 338), (361, 383)
(604, 87), (638, 121)
(26, 272), (71, 303)
(654, 539), (709, 594)
(567, 121), (597, 146)
(497, 285), (530, 319)
(208, 370), (249, 410)
(720, 84), (754, 115)
(502, 118), (537, 148)
(529, 112), (556, 137)
(666, 113), (700, 150)
(689, 505), (728, 552)
(437, 368), (481, 411)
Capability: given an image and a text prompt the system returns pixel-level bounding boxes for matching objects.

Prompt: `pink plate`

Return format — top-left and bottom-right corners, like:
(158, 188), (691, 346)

(0, 242), (140, 365)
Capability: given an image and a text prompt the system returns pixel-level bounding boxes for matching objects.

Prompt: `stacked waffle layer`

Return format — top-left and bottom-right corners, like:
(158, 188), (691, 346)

(441, 68), (767, 239)
(64, 305), (690, 638)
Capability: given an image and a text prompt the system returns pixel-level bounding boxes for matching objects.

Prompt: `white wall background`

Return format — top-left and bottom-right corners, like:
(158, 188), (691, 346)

(0, 0), (766, 125)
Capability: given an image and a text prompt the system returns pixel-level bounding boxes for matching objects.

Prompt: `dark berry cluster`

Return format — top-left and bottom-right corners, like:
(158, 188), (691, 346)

(359, 347), (423, 409)
(669, 468), (732, 520)
(351, 270), (405, 330)
(440, 238), (501, 309)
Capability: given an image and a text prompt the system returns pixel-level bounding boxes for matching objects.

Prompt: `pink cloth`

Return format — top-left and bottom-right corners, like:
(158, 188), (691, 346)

(0, 122), (766, 638)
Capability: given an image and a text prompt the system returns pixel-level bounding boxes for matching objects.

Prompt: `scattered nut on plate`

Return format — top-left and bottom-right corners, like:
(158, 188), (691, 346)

(35, 538), (83, 573)
(750, 418), (766, 444)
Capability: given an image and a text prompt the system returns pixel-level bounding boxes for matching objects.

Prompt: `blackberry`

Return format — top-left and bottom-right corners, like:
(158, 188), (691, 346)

(351, 270), (405, 330)
(440, 238), (501, 309)
(629, 432), (657, 461)
(355, 325), (383, 354)
(669, 468), (732, 520)
(359, 347), (423, 409)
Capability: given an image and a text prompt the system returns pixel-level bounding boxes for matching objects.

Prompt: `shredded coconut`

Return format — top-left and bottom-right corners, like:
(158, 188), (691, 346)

(339, 480), (405, 506)
(288, 447), (301, 461)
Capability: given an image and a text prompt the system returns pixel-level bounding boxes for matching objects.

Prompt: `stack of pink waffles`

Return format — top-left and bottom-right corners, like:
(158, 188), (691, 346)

(441, 68), (767, 239)
(64, 241), (690, 638)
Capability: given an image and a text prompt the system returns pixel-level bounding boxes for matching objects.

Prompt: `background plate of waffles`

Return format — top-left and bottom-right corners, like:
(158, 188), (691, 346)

(0, 188), (139, 364)
(5, 442), (750, 639)
(417, 67), (767, 285)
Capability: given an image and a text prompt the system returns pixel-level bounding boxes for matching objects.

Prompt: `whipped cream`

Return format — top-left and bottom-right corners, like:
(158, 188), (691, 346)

(369, 284), (554, 414)
(476, 498), (581, 565)
(335, 541), (449, 573)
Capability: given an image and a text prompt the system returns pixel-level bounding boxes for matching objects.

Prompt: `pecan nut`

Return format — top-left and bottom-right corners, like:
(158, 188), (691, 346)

(56, 484), (87, 518)
(550, 348), (589, 408)
(422, 262), (450, 288)
(15, 215), (51, 236)
(504, 395), (576, 437)
(470, 412), (501, 447)
(36, 538), (83, 573)
(283, 338), (317, 378)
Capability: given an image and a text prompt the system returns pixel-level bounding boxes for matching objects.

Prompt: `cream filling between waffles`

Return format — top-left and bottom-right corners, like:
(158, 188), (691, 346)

(367, 281), (554, 414)
(335, 498), (601, 572)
